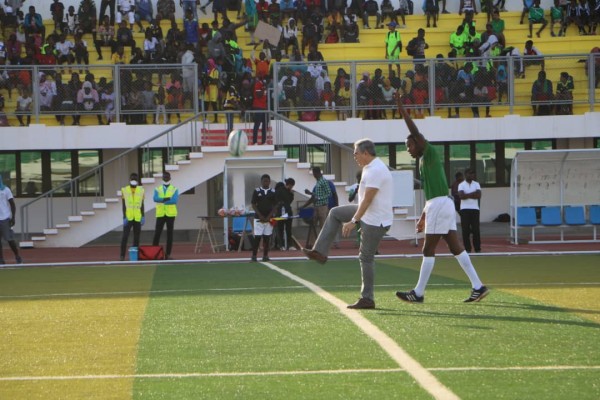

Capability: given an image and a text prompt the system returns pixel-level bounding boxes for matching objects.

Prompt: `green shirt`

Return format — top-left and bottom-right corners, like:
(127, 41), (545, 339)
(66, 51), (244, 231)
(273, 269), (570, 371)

(529, 6), (544, 22)
(420, 141), (449, 200)
(490, 19), (504, 34)
(386, 30), (402, 59)
(550, 6), (562, 20)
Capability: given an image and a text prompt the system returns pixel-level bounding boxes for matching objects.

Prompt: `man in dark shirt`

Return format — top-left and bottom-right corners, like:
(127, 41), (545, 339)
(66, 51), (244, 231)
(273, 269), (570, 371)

(275, 177), (296, 251)
(251, 174), (277, 261)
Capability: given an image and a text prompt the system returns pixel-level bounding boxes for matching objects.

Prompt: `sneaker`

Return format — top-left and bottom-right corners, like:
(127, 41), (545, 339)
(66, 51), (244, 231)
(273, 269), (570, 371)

(251, 256), (258, 262)
(262, 256), (270, 261)
(301, 248), (327, 264)
(347, 297), (375, 309)
(396, 290), (424, 303)
(288, 246), (297, 251)
(464, 286), (490, 302)
(15, 256), (23, 264)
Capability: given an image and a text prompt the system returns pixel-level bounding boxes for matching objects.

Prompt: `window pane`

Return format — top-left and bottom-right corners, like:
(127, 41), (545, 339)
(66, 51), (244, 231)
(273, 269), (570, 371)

(50, 151), (72, 194)
(78, 150), (101, 195)
(504, 141), (526, 183)
(307, 145), (326, 168)
(173, 149), (189, 164)
(20, 151), (42, 196)
(475, 142), (496, 185)
(449, 143), (471, 183)
(142, 149), (163, 177)
(375, 144), (389, 166)
(0, 153), (16, 192)
(531, 140), (553, 151)
(395, 143), (415, 171)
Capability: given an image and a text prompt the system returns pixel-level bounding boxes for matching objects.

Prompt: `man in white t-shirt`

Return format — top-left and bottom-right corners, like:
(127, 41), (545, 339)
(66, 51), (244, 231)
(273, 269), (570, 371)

(303, 139), (393, 309)
(0, 175), (23, 264)
(458, 168), (482, 253)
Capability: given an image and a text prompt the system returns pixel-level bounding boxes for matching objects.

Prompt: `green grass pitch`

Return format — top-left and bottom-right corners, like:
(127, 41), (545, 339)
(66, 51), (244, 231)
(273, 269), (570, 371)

(1, 255), (599, 399)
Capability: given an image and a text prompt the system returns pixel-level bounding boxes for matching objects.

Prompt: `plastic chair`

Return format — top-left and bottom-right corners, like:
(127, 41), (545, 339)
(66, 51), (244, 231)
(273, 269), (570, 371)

(590, 205), (600, 225)
(232, 216), (253, 252)
(517, 207), (537, 227)
(564, 206), (586, 226)
(541, 207), (562, 226)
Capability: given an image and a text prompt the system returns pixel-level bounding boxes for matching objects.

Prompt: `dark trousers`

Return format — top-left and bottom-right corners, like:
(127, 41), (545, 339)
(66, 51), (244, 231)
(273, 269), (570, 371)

(120, 220), (141, 258)
(252, 111), (267, 144)
(152, 216), (175, 256)
(460, 209), (481, 252)
(99, 0), (116, 25)
(277, 219), (293, 249)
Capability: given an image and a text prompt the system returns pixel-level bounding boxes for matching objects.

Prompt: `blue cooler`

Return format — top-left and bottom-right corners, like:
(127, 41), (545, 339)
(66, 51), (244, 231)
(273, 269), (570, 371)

(129, 246), (138, 261)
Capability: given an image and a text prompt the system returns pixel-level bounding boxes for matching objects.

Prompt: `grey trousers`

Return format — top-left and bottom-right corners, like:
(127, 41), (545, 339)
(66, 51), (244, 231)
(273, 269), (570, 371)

(313, 205), (389, 301)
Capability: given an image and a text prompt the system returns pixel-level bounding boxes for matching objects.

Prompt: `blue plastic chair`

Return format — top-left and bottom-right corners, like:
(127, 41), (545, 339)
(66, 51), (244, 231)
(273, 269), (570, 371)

(541, 207), (562, 226)
(232, 216), (253, 252)
(517, 207), (537, 227)
(564, 206), (586, 226)
(590, 205), (600, 225)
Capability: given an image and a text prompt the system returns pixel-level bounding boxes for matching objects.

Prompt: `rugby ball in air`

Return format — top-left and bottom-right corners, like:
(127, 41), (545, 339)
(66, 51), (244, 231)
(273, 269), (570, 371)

(228, 129), (248, 157)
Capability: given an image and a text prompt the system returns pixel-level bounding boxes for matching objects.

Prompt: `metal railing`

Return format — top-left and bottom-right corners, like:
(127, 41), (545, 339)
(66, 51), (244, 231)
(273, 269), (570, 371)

(18, 108), (358, 241)
(272, 53), (600, 118)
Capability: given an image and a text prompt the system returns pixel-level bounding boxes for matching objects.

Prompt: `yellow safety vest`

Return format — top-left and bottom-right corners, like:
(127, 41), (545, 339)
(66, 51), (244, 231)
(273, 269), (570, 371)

(122, 186), (145, 221)
(155, 184), (178, 217)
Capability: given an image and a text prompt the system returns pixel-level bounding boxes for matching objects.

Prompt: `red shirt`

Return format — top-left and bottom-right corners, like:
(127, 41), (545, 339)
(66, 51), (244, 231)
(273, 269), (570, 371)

(252, 80), (267, 109)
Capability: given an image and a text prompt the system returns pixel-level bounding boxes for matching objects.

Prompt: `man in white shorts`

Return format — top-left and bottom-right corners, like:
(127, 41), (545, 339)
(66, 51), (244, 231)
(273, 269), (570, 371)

(395, 99), (489, 303)
(250, 174), (277, 262)
(116, 0), (135, 29)
(0, 175), (23, 264)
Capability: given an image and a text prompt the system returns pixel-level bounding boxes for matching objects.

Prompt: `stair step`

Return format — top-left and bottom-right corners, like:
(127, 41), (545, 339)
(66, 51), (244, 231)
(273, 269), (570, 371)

(297, 162), (311, 169)
(20, 241), (34, 248)
(153, 173), (163, 178)
(141, 177), (155, 184)
(68, 216), (83, 222)
(92, 202), (107, 209)
(56, 224), (71, 229)
(164, 164), (179, 171)
(273, 150), (287, 157)
(43, 228), (58, 235)
(286, 158), (300, 163)
(32, 236), (46, 241)
(81, 211), (96, 216)
(189, 152), (204, 159)
(105, 198), (119, 203)
(177, 160), (191, 165)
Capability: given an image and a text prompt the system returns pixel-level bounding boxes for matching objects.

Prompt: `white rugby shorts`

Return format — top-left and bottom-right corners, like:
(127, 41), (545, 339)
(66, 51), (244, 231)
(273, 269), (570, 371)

(423, 196), (457, 234)
(253, 220), (274, 236)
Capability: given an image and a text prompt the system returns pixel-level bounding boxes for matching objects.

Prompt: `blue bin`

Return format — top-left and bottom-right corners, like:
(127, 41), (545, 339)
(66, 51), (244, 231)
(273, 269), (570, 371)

(129, 246), (138, 261)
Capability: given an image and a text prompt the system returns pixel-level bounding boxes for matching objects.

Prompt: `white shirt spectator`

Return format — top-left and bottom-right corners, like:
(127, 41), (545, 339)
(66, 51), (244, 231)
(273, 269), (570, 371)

(55, 39), (74, 56)
(458, 180), (481, 210)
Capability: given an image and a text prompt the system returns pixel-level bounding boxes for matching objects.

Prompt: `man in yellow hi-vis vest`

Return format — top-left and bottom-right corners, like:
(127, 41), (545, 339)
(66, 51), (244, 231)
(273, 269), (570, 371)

(120, 172), (145, 261)
(152, 171), (179, 259)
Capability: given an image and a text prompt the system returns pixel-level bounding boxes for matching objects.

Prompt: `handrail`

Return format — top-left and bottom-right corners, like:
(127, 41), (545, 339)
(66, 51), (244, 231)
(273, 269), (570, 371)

(19, 113), (202, 241)
(18, 109), (358, 242)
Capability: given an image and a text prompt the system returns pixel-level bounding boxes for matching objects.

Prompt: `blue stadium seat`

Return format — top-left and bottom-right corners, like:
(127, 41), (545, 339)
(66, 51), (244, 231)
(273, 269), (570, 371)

(232, 216), (253, 234)
(564, 206), (586, 225)
(590, 205), (600, 225)
(541, 207), (562, 226)
(517, 207), (537, 226)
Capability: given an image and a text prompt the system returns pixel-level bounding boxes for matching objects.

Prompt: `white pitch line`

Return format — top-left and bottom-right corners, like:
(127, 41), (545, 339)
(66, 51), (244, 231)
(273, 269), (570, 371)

(2, 281), (600, 301)
(3, 365), (600, 382)
(260, 261), (460, 400)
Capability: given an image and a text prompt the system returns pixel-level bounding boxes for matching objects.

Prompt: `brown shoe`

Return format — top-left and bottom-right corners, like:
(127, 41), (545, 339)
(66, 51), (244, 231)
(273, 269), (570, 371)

(302, 248), (327, 264)
(347, 298), (375, 309)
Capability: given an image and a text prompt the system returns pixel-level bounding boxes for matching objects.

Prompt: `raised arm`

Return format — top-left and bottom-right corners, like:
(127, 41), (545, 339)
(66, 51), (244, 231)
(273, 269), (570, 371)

(397, 95), (426, 149)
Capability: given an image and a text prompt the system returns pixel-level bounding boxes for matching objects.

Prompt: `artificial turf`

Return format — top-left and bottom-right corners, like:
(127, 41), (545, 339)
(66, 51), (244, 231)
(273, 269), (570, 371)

(0, 255), (599, 399)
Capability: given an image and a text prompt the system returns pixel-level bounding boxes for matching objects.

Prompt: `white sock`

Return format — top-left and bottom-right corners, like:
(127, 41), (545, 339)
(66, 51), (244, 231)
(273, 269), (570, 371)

(414, 257), (435, 297)
(455, 251), (483, 289)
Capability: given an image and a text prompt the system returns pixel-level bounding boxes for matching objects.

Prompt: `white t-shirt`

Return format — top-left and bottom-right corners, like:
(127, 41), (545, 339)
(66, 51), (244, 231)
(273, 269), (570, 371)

(55, 40), (74, 56)
(0, 186), (14, 220)
(359, 157), (393, 227)
(458, 180), (481, 210)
